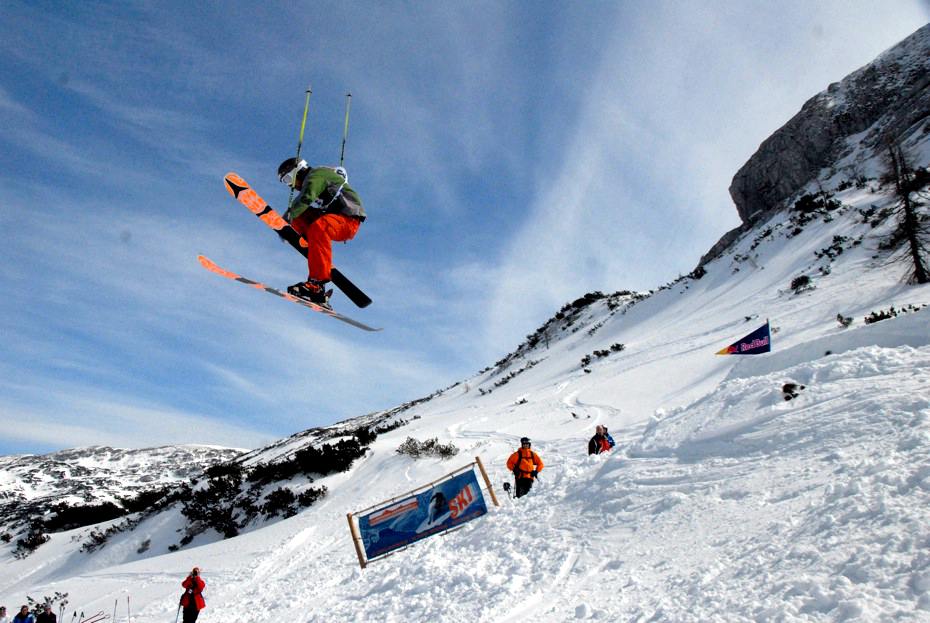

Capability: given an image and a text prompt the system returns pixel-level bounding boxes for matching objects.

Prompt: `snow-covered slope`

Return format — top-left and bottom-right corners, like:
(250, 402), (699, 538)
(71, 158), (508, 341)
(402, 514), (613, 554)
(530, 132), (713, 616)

(3, 28), (930, 623)
(2, 161), (928, 621)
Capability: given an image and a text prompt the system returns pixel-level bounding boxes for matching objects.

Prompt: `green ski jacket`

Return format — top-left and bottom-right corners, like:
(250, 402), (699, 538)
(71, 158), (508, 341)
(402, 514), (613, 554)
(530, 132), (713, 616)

(288, 166), (366, 223)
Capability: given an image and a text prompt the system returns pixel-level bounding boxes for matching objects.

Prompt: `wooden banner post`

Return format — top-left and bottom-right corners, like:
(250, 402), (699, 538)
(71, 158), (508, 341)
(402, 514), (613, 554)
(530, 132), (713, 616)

(474, 456), (500, 507)
(346, 513), (367, 569)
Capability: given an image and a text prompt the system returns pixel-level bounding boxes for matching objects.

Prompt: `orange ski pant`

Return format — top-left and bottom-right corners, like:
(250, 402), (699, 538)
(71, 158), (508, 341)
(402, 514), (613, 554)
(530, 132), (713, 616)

(291, 212), (361, 282)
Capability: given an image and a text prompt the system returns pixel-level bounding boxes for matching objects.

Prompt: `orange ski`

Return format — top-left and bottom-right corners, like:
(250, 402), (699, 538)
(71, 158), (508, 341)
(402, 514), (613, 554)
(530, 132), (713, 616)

(197, 255), (381, 332)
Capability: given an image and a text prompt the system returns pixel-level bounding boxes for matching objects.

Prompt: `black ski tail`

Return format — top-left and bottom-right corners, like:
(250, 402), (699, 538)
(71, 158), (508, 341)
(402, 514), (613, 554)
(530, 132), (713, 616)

(331, 268), (372, 308)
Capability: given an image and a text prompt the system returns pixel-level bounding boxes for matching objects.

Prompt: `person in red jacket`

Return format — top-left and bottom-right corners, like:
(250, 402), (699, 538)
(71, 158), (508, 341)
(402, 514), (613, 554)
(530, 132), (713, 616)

(506, 437), (544, 498)
(180, 567), (205, 623)
(588, 425), (616, 455)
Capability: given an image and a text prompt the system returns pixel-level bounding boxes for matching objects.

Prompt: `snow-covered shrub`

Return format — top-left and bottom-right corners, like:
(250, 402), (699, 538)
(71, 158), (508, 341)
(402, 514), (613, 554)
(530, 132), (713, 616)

(258, 485), (326, 519)
(26, 592), (68, 617)
(396, 437), (459, 459)
(261, 487), (298, 519)
(689, 265), (707, 280)
(295, 438), (367, 476)
(580, 344), (625, 367)
(42, 501), (124, 532)
(297, 487), (326, 508)
(864, 303), (928, 324)
(14, 522), (49, 558)
(793, 192), (842, 215)
(492, 359), (541, 388)
(181, 462), (245, 538)
(248, 438), (369, 486)
(354, 426), (377, 446)
(790, 275), (814, 294)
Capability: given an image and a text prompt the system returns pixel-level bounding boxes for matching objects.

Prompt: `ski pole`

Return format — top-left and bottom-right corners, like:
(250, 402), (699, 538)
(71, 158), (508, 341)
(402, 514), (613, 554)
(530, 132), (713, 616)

(287, 85), (313, 208)
(296, 84), (312, 160)
(112, 599), (117, 623)
(174, 604), (181, 623)
(126, 594), (131, 623)
(339, 92), (352, 167)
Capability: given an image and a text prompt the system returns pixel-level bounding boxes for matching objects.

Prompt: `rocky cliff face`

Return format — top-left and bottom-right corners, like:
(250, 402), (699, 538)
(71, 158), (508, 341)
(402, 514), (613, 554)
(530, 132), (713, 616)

(729, 24), (930, 225)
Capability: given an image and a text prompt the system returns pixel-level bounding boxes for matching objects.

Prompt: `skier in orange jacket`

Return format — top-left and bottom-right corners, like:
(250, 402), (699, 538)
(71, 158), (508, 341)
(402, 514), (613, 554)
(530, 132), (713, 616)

(506, 437), (544, 498)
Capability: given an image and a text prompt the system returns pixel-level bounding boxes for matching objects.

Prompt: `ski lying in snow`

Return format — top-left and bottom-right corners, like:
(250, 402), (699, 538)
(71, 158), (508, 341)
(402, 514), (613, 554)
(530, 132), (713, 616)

(197, 255), (381, 332)
(223, 172), (372, 308)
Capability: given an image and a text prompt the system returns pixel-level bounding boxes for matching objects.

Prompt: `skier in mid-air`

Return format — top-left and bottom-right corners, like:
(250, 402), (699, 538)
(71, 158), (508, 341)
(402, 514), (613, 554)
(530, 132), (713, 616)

(277, 157), (366, 308)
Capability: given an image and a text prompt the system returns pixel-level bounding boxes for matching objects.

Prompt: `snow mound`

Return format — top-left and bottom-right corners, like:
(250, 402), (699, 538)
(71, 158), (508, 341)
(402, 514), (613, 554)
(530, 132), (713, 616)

(632, 340), (930, 461)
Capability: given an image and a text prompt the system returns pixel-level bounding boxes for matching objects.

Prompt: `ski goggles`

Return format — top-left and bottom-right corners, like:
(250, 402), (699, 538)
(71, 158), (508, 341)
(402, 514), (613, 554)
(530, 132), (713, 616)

(279, 159), (308, 186)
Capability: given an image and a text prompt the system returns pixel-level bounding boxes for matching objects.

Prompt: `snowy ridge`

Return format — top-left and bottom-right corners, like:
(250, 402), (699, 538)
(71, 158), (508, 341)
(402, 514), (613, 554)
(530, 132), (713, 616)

(0, 445), (243, 539)
(0, 445), (244, 503)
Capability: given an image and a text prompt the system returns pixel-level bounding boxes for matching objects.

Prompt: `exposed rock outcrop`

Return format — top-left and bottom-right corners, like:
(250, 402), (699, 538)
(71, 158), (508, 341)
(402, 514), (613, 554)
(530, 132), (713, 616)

(729, 24), (930, 225)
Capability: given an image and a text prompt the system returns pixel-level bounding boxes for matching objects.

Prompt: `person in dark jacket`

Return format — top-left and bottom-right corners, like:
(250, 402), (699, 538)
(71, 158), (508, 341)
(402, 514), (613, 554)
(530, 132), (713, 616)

(180, 567), (206, 623)
(588, 425), (616, 455)
(277, 157), (366, 308)
(34, 605), (55, 623)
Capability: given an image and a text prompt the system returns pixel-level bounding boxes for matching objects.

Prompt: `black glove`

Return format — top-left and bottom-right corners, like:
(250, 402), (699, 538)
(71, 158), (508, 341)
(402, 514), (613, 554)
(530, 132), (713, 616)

(531, 470), (538, 478)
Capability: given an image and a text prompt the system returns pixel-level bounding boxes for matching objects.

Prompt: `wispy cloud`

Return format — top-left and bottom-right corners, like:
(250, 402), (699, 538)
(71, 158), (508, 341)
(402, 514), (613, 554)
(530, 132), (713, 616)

(0, 390), (270, 453)
(0, 84), (30, 116)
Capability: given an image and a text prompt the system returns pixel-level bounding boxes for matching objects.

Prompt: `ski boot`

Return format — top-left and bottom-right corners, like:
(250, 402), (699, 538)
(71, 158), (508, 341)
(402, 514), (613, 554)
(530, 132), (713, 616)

(287, 279), (332, 309)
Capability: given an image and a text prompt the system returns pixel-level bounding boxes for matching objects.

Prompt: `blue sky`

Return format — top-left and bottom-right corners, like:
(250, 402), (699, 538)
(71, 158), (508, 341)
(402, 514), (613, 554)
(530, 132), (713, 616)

(1, 1), (927, 456)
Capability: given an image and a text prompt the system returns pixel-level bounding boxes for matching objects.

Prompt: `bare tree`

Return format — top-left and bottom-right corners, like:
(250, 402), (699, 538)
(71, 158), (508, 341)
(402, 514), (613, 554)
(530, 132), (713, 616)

(881, 139), (929, 284)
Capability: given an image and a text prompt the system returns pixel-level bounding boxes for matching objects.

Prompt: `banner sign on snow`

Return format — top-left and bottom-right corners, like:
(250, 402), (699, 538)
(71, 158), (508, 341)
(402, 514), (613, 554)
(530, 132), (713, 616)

(716, 321), (771, 355)
(357, 469), (488, 560)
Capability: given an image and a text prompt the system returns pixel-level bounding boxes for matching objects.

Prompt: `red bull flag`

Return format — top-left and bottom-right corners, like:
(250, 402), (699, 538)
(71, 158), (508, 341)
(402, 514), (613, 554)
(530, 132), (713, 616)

(716, 320), (771, 355)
